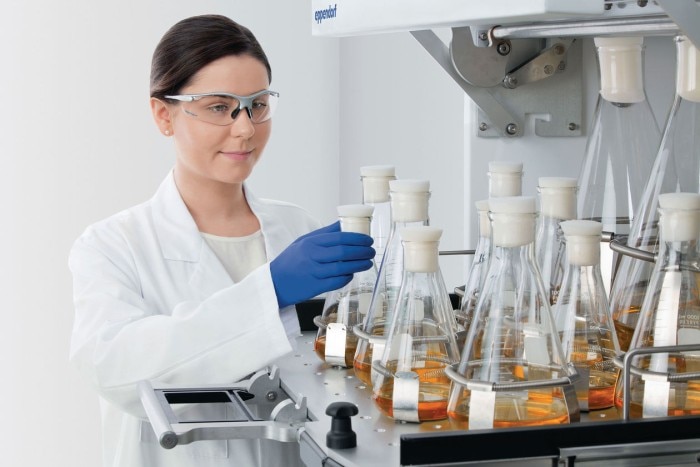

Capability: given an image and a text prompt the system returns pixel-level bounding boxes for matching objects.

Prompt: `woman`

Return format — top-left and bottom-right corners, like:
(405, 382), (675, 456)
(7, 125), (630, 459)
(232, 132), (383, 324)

(68, 14), (374, 467)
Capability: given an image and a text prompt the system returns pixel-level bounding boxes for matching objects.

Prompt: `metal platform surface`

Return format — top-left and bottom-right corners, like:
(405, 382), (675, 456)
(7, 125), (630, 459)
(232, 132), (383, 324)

(279, 332), (700, 467)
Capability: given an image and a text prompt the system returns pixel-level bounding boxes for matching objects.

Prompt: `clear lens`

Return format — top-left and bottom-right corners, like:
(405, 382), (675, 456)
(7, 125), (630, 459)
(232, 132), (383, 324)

(180, 92), (278, 125)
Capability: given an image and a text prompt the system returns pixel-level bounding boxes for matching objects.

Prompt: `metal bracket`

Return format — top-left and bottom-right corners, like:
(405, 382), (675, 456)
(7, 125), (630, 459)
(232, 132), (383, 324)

(412, 28), (583, 138)
(503, 38), (574, 89)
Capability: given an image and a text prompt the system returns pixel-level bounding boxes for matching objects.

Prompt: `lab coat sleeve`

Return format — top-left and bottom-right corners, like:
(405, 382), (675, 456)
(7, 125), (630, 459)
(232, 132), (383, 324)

(68, 233), (292, 419)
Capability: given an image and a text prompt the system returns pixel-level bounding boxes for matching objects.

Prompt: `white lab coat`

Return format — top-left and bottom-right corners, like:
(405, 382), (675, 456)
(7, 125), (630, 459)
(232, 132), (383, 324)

(69, 171), (320, 467)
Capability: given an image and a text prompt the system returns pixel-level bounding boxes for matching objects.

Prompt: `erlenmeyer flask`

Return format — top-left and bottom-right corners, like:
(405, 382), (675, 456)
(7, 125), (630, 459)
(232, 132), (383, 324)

(454, 162), (523, 342)
(553, 220), (621, 412)
(455, 199), (490, 338)
(372, 226), (460, 422)
(353, 180), (431, 386)
(361, 165), (396, 266)
(535, 177), (578, 305)
(577, 37), (660, 296)
(488, 161), (523, 197)
(447, 196), (579, 430)
(614, 193), (700, 418)
(611, 35), (700, 352)
(314, 204), (377, 368)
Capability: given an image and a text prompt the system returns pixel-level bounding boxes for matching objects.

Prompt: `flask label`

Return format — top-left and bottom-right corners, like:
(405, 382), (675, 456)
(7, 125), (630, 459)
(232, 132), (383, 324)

(469, 389), (497, 429)
(325, 323), (348, 367)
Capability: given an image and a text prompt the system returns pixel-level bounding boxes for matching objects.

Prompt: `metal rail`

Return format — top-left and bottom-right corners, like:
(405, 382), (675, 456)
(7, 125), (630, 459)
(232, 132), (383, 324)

(491, 14), (679, 40)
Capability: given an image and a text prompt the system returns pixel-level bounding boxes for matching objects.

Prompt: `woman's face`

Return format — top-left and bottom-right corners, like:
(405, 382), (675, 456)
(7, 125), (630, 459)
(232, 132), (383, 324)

(168, 55), (272, 187)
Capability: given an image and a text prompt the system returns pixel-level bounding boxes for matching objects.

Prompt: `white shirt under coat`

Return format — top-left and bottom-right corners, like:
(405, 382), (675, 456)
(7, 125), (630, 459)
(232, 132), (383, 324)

(68, 171), (319, 467)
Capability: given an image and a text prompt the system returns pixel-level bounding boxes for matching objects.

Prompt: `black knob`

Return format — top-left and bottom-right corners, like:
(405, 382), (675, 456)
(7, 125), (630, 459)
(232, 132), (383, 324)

(325, 402), (358, 449)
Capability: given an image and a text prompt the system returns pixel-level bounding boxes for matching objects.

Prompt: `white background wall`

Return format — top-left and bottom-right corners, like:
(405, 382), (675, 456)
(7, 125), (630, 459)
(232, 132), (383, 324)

(2, 1), (339, 466)
(1, 1), (678, 466)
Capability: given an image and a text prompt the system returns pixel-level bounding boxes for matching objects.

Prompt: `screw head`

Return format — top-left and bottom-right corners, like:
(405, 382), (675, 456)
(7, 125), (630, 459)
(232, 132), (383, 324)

(544, 64), (554, 75)
(568, 123), (579, 131)
(505, 123), (518, 135)
(266, 391), (278, 401)
(503, 75), (518, 88)
(497, 42), (511, 56)
(478, 32), (488, 42)
(479, 122), (488, 131)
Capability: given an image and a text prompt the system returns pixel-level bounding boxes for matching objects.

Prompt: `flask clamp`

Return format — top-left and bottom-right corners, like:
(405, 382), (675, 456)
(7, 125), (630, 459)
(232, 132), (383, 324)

(613, 344), (700, 421)
(445, 362), (581, 428)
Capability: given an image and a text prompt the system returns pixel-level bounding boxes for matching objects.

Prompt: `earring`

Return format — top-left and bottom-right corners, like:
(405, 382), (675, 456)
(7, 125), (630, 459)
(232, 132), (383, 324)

(164, 130), (171, 136)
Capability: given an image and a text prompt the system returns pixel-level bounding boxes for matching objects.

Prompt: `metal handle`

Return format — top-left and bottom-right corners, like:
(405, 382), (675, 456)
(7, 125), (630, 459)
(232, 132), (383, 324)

(138, 380), (179, 449)
(439, 249), (476, 256)
(608, 234), (657, 263)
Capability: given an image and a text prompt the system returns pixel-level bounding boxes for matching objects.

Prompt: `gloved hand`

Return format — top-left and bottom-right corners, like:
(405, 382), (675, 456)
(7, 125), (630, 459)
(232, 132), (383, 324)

(270, 221), (375, 308)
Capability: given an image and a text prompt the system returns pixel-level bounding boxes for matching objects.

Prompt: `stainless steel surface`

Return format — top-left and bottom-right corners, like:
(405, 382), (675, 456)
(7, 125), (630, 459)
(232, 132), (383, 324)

(140, 332), (700, 465)
(279, 332), (457, 467)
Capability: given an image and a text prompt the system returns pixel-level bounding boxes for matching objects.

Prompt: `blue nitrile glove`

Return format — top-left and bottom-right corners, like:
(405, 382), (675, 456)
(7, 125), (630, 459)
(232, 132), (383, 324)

(270, 221), (375, 308)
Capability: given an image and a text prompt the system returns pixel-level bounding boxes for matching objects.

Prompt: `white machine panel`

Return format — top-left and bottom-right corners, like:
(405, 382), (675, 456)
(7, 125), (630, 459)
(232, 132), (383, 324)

(311, 0), (603, 37)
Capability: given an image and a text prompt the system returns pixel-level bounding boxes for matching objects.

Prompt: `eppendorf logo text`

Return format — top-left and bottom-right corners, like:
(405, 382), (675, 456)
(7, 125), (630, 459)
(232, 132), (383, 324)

(314, 4), (337, 24)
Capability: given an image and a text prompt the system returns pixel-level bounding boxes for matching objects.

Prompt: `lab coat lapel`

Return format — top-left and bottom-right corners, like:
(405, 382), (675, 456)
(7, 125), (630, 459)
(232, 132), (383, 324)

(244, 186), (289, 261)
(150, 172), (234, 299)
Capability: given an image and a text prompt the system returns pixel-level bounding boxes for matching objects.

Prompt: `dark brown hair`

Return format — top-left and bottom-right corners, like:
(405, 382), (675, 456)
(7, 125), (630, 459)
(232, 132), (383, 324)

(150, 14), (272, 99)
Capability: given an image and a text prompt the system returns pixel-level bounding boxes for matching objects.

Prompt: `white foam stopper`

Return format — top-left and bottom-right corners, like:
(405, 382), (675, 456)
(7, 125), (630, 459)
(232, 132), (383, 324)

(658, 192), (700, 242)
(676, 36), (700, 103)
(361, 165), (396, 203)
(337, 204), (374, 235)
(488, 161), (523, 197)
(389, 179), (430, 192)
(538, 177), (578, 220)
(360, 165), (396, 177)
(488, 161), (523, 173)
(595, 36), (645, 104)
(400, 226), (442, 272)
(475, 199), (491, 237)
(561, 219), (603, 237)
(489, 196), (536, 247)
(538, 177), (578, 188)
(389, 179), (430, 223)
(489, 196), (536, 214)
(561, 220), (602, 266)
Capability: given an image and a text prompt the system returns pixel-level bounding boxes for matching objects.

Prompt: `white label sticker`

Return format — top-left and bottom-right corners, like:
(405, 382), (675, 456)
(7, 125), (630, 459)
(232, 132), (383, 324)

(358, 292), (373, 315)
(469, 389), (496, 430)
